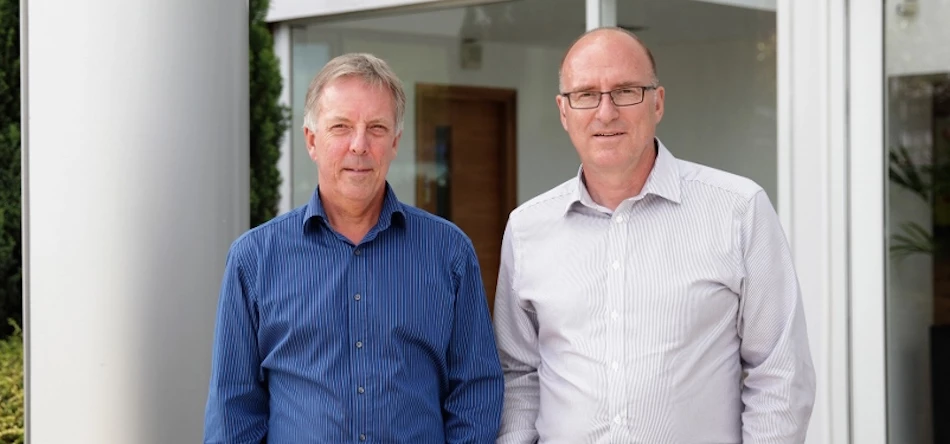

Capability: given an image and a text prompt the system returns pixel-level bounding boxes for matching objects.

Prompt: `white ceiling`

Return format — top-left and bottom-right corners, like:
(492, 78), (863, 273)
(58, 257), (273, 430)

(308, 0), (776, 48)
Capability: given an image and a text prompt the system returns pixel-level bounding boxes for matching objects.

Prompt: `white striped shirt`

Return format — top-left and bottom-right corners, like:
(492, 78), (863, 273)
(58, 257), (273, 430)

(493, 139), (816, 444)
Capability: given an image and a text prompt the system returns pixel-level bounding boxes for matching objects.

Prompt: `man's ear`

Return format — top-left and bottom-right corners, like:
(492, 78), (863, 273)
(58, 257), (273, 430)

(304, 126), (318, 162)
(391, 129), (402, 158)
(555, 95), (569, 132)
(653, 86), (665, 124)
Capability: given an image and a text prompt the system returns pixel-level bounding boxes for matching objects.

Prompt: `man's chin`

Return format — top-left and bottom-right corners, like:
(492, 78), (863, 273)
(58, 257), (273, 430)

(337, 181), (383, 200)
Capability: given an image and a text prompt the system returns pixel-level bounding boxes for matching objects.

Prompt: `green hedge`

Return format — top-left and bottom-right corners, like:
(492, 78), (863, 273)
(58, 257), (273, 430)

(249, 0), (289, 227)
(0, 0), (21, 339)
(0, 322), (22, 444)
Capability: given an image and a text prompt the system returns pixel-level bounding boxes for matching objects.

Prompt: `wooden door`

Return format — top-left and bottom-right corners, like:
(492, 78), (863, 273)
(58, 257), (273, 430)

(415, 84), (517, 315)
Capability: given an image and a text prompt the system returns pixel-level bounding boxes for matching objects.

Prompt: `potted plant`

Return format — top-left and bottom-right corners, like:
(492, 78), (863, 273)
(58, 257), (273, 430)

(889, 86), (950, 441)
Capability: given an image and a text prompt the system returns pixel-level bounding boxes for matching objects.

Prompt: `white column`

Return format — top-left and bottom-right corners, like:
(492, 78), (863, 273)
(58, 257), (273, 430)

(848, 0), (887, 442)
(778, 0), (851, 442)
(21, 1), (249, 443)
(586, 0), (617, 30)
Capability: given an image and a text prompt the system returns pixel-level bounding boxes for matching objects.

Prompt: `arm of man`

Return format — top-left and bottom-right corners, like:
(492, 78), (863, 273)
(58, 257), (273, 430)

(443, 237), (505, 444)
(203, 242), (269, 444)
(493, 221), (542, 444)
(738, 190), (817, 443)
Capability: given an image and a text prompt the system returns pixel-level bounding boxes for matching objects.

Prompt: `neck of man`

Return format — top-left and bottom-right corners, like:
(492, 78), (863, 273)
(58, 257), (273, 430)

(320, 186), (386, 245)
(584, 142), (657, 212)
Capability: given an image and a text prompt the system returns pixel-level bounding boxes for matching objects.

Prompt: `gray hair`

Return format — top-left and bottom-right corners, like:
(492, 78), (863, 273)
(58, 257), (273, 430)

(302, 53), (407, 132)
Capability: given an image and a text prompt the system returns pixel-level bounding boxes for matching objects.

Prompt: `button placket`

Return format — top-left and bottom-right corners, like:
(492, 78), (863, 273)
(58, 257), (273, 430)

(351, 244), (369, 443)
(607, 212), (624, 426)
(607, 209), (631, 431)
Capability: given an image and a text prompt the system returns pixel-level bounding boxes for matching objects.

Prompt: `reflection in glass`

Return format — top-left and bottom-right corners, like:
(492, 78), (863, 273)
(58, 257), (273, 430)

(434, 125), (452, 220)
(885, 1), (950, 440)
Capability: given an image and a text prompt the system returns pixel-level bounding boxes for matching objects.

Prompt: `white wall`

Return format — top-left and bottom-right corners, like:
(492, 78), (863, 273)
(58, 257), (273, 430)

(886, 0), (950, 77)
(267, 0), (450, 22)
(287, 27), (777, 208)
(290, 29), (333, 206)
(653, 36), (778, 202)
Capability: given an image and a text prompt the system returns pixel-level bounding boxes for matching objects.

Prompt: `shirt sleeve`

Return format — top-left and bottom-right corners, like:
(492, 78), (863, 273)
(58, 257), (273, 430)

(203, 241), (269, 444)
(738, 190), (817, 443)
(443, 235), (505, 443)
(493, 220), (542, 444)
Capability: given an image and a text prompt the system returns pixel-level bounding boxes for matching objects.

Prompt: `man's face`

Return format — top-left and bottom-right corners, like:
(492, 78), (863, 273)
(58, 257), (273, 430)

(304, 76), (400, 204)
(556, 32), (665, 175)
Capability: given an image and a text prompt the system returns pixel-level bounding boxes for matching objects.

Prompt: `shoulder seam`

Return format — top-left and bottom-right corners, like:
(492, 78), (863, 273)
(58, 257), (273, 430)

(680, 176), (760, 201)
(513, 184), (574, 216)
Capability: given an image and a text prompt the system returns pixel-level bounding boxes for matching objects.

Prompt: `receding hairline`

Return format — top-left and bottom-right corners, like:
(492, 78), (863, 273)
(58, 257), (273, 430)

(558, 27), (658, 90)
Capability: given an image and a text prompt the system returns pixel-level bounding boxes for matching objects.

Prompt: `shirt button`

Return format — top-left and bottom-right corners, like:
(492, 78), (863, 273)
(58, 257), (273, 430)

(612, 362), (619, 370)
(357, 386), (365, 394)
(359, 433), (366, 441)
(354, 293), (361, 301)
(354, 249), (362, 256)
(356, 341), (363, 348)
(614, 215), (624, 223)
(611, 311), (619, 319)
(614, 415), (623, 424)
(612, 261), (620, 270)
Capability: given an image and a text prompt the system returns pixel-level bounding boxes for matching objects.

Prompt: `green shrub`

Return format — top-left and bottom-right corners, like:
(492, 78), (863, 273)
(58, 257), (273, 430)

(249, 0), (289, 227)
(0, 0), (21, 338)
(0, 322), (23, 444)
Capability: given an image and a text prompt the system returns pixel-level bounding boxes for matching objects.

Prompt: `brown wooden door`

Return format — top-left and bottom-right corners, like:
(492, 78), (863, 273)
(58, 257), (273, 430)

(415, 84), (517, 315)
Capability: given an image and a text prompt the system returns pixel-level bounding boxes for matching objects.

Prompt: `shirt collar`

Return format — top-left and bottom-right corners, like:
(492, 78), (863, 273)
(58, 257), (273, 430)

(303, 182), (406, 231)
(566, 138), (683, 214)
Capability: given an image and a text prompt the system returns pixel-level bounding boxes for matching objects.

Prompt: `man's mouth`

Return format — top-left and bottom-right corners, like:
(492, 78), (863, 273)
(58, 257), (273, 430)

(594, 132), (625, 137)
(344, 168), (372, 173)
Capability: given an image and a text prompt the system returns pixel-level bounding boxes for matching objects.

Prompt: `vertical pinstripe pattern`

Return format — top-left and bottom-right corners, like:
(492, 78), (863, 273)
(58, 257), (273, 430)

(493, 140), (816, 444)
(203, 185), (504, 444)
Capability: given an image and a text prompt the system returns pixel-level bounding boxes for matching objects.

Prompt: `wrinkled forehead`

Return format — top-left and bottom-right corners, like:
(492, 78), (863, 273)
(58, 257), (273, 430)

(561, 38), (654, 89)
(319, 78), (397, 120)
(562, 60), (652, 91)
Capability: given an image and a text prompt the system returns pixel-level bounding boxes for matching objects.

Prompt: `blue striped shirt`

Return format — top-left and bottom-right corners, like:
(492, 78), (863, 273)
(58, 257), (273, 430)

(203, 184), (504, 444)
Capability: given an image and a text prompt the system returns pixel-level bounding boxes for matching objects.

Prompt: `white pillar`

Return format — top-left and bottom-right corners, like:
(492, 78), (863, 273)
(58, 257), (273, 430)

(778, 0), (852, 442)
(21, 1), (249, 443)
(848, 0), (887, 442)
(586, 0), (617, 30)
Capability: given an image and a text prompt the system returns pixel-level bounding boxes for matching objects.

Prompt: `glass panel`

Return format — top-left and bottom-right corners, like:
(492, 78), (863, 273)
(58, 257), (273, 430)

(288, 0), (584, 311)
(290, 28), (333, 208)
(617, 0), (778, 203)
(885, 0), (950, 442)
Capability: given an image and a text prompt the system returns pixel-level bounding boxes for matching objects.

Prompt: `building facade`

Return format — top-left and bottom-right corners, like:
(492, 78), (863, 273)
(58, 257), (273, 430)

(266, 1), (947, 443)
(20, 0), (948, 443)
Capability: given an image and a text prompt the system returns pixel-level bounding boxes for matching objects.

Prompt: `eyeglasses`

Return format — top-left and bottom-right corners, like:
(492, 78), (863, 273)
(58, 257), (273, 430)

(560, 85), (658, 109)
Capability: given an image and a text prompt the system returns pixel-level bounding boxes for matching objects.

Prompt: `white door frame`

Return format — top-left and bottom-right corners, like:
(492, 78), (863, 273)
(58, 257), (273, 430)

(848, 0), (888, 442)
(778, 0), (854, 441)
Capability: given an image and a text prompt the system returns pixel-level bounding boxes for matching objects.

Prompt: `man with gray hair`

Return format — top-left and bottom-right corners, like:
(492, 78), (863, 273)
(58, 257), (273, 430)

(203, 53), (504, 443)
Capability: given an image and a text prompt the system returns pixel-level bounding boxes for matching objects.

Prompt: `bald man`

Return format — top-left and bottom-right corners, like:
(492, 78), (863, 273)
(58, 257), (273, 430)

(492, 27), (816, 443)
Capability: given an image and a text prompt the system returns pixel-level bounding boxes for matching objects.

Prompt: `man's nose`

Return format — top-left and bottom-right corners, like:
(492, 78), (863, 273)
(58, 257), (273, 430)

(596, 94), (620, 123)
(349, 127), (369, 155)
